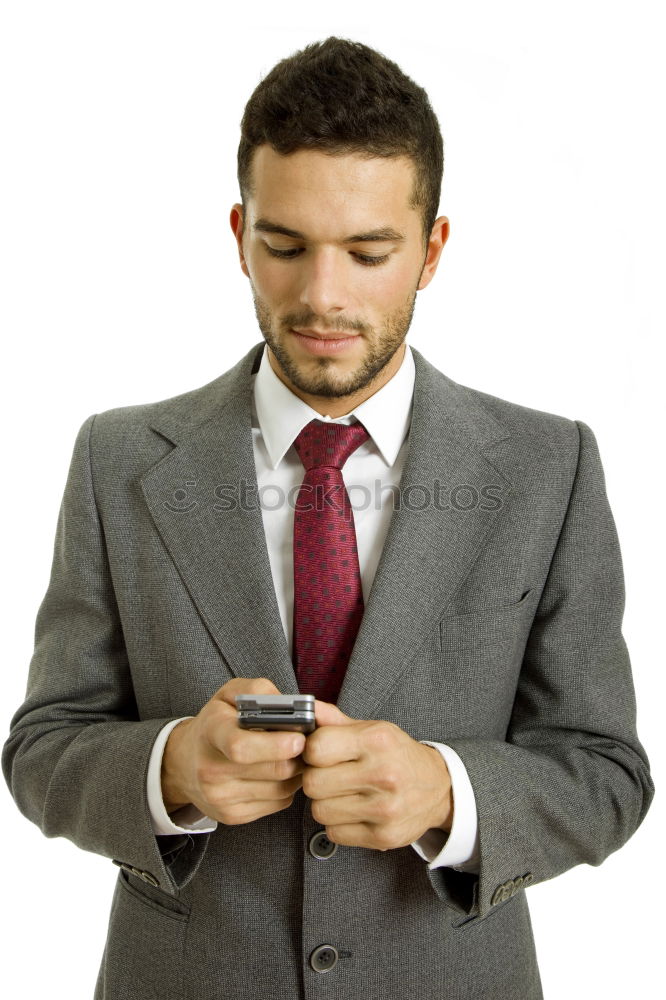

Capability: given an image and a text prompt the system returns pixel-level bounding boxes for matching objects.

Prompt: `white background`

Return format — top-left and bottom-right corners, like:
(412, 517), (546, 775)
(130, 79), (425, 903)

(1, 2), (663, 997)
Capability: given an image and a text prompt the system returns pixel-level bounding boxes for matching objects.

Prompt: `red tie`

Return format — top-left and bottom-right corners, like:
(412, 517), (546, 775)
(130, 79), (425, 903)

(292, 418), (370, 704)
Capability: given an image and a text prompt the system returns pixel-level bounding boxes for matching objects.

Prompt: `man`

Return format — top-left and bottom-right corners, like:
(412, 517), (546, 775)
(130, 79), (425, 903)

(3, 36), (653, 1000)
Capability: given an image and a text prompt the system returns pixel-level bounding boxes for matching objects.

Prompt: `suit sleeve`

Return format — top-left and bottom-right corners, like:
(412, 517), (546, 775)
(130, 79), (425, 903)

(1, 414), (212, 895)
(427, 419), (654, 922)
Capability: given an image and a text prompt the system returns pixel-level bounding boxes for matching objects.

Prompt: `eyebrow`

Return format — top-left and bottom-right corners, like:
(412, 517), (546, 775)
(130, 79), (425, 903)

(253, 218), (406, 244)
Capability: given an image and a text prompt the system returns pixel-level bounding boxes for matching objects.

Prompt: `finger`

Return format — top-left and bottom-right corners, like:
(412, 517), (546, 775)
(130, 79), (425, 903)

(214, 773), (303, 804)
(303, 759), (368, 799)
(322, 822), (393, 851)
(216, 676), (281, 708)
(309, 791), (374, 826)
(243, 757), (305, 781)
(304, 725), (361, 767)
(225, 727), (305, 766)
(313, 700), (354, 727)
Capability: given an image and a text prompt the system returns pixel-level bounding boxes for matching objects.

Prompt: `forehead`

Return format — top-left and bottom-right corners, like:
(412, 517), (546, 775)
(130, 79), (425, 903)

(247, 144), (419, 236)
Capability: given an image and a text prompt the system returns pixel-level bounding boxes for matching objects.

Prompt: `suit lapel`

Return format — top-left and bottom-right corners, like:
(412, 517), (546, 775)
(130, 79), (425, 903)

(140, 341), (514, 718)
(140, 342), (297, 696)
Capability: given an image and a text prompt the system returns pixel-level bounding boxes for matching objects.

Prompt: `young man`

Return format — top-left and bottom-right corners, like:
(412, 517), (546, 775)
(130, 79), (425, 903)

(3, 37), (653, 1000)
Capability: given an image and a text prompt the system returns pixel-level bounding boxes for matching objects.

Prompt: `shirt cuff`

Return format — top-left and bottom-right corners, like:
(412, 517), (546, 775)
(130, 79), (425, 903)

(410, 742), (480, 872)
(147, 717), (218, 835)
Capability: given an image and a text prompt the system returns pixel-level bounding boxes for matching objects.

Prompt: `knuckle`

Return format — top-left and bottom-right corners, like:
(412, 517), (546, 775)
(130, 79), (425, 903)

(275, 758), (295, 779)
(210, 699), (231, 723)
(375, 796), (399, 822)
(303, 732), (321, 759)
(219, 677), (277, 700)
(194, 760), (217, 789)
(377, 769), (400, 793)
(367, 721), (394, 751)
(223, 809), (248, 826)
(212, 799), (235, 824)
(386, 799), (402, 822)
(272, 758), (288, 778)
(301, 771), (316, 797)
(255, 677), (278, 691)
(225, 734), (251, 764)
(374, 826), (397, 850)
(209, 792), (230, 819)
(220, 797), (259, 825)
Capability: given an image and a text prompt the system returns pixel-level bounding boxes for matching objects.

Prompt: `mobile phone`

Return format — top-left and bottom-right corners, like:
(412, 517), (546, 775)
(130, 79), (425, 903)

(235, 694), (316, 733)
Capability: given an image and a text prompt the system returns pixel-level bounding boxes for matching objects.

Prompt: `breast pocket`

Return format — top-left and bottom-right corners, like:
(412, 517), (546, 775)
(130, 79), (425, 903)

(439, 588), (534, 649)
(437, 589), (536, 731)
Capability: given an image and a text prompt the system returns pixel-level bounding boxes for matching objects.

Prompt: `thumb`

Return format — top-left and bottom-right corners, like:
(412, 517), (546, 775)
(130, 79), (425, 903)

(314, 699), (354, 727)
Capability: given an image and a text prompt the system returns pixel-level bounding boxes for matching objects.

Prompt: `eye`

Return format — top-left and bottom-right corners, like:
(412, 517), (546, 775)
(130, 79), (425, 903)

(264, 245), (390, 267)
(354, 253), (390, 267)
(264, 246), (300, 260)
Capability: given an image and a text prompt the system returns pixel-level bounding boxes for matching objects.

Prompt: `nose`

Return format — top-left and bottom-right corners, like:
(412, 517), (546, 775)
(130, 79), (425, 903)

(297, 249), (349, 318)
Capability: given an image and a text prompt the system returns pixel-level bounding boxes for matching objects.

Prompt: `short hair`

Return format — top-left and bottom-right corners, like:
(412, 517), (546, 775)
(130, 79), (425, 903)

(237, 36), (444, 252)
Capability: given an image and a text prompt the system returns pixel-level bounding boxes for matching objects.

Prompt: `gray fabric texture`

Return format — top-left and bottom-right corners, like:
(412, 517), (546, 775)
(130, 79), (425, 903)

(2, 341), (654, 999)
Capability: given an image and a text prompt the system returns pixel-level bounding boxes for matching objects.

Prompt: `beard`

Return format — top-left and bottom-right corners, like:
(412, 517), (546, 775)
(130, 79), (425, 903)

(248, 280), (418, 401)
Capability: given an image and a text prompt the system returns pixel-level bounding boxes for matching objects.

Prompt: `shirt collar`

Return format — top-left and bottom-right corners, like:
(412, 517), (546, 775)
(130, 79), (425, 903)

(253, 341), (416, 469)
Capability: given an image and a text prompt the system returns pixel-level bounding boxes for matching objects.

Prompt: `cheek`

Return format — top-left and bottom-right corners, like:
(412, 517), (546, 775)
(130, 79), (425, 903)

(248, 258), (293, 308)
(358, 266), (414, 313)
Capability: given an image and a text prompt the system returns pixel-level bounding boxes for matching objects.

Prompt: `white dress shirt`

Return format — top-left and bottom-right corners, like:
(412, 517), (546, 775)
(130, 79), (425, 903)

(146, 341), (480, 873)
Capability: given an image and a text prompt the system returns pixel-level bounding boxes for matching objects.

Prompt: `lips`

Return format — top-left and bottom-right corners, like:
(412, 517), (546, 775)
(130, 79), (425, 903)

(290, 329), (361, 355)
(292, 329), (359, 341)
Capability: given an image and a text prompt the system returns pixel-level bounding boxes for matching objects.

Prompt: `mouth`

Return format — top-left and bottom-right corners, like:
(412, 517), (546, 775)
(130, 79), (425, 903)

(290, 329), (361, 356)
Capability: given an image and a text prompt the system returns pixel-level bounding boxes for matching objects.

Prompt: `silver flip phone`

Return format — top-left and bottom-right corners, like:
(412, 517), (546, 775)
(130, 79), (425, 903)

(235, 694), (316, 733)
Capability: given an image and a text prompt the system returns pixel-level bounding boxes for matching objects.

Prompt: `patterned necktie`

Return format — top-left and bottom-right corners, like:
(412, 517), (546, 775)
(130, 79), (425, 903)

(292, 417), (370, 704)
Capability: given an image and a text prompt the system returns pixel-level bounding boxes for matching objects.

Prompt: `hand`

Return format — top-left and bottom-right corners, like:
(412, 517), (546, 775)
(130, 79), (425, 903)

(160, 678), (306, 825)
(301, 700), (453, 851)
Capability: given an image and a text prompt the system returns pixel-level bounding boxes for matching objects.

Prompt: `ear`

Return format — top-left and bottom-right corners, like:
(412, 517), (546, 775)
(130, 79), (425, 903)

(229, 203), (250, 278)
(417, 215), (450, 291)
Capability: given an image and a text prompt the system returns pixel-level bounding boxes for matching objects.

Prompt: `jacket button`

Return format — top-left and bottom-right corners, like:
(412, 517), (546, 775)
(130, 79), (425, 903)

(310, 945), (339, 973)
(309, 830), (338, 859)
(491, 881), (512, 905)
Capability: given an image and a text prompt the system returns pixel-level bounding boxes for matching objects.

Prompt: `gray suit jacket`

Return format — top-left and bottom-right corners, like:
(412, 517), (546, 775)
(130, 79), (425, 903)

(3, 341), (654, 999)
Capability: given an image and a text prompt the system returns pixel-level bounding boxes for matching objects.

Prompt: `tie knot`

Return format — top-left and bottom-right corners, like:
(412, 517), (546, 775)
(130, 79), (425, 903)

(293, 418), (370, 472)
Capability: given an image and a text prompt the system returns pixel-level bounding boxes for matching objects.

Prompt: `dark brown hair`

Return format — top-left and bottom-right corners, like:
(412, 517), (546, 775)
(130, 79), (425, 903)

(237, 37), (444, 252)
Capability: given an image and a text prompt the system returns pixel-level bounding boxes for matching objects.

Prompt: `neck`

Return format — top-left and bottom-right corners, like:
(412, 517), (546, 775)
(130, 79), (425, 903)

(267, 341), (406, 419)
